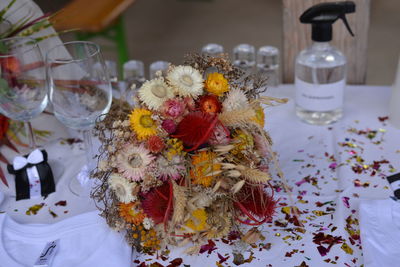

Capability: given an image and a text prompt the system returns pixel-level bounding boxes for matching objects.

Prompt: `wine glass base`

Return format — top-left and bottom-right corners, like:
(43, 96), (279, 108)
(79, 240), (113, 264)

(68, 165), (93, 198)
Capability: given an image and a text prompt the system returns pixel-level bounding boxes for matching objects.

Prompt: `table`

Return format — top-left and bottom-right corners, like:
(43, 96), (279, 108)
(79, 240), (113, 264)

(1, 85), (399, 267)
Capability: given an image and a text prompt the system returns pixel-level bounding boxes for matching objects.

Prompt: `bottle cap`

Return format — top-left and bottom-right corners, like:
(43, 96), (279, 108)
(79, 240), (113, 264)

(123, 60), (144, 80)
(257, 46), (279, 67)
(300, 1), (356, 42)
(233, 44), (255, 67)
(202, 43), (224, 56)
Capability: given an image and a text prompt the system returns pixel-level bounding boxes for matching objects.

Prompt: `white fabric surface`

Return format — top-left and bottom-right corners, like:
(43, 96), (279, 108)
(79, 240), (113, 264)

(0, 85), (399, 267)
(0, 211), (132, 267)
(359, 199), (400, 267)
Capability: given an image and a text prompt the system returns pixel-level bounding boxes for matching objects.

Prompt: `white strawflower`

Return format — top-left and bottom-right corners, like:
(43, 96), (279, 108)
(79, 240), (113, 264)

(222, 88), (249, 112)
(143, 217), (155, 230)
(167, 65), (203, 98)
(138, 78), (174, 111)
(108, 173), (137, 203)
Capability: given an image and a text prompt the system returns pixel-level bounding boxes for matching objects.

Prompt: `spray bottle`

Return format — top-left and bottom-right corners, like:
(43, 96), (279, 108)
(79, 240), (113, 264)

(295, 1), (355, 125)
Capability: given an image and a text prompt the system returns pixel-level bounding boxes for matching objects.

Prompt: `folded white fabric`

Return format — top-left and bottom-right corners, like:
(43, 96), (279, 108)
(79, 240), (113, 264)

(0, 211), (132, 267)
(359, 198), (400, 267)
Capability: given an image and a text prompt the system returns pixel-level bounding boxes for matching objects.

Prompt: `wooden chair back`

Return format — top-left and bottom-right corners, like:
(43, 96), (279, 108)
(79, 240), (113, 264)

(282, 0), (371, 84)
(51, 0), (135, 32)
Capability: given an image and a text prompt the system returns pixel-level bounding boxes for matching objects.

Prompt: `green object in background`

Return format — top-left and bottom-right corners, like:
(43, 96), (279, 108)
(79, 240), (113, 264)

(75, 16), (129, 78)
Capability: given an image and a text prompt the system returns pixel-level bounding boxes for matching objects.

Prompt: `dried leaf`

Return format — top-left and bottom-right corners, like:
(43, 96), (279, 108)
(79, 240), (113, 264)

(242, 227), (263, 244)
(231, 180), (245, 194)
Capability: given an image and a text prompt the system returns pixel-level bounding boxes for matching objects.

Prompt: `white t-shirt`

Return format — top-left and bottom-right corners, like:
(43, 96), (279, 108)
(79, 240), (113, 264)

(359, 198), (400, 267)
(0, 211), (132, 267)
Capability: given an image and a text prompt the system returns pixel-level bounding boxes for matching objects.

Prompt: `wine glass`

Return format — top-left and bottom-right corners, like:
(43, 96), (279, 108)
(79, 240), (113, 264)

(46, 41), (112, 196)
(0, 36), (47, 149)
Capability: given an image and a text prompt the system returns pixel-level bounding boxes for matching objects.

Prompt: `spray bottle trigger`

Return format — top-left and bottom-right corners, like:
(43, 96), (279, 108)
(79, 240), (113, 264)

(340, 14), (355, 37)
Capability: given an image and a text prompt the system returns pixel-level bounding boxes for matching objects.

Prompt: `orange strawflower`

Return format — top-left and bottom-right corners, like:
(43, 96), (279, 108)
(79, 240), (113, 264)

(190, 151), (221, 187)
(119, 202), (145, 225)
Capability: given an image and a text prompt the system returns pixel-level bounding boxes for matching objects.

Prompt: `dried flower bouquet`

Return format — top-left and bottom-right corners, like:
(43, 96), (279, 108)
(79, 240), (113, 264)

(92, 54), (289, 253)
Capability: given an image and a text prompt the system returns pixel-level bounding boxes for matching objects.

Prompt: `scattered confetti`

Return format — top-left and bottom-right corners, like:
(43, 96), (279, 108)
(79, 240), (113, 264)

(49, 208), (58, 218)
(353, 179), (370, 188)
(167, 258), (183, 267)
(26, 203), (45, 215)
(55, 200), (67, 206)
(341, 242), (353, 255)
(60, 138), (83, 145)
(378, 116), (388, 122)
(342, 197), (350, 208)
(295, 261), (310, 267)
(199, 240), (217, 254)
(313, 232), (344, 256)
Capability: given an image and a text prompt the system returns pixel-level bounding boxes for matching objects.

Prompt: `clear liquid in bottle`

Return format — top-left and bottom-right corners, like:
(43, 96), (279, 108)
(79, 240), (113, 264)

(295, 42), (346, 125)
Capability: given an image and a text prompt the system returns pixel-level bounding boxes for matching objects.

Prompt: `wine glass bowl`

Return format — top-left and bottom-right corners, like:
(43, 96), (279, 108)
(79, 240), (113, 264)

(46, 41), (112, 130)
(0, 37), (47, 122)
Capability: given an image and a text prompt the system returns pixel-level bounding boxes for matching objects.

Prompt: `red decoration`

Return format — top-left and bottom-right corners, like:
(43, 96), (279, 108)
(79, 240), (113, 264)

(173, 111), (219, 152)
(161, 119), (176, 134)
(234, 184), (277, 225)
(141, 181), (174, 225)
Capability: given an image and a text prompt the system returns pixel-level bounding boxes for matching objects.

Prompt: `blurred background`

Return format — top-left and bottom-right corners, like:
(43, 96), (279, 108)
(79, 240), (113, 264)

(37, 0), (400, 85)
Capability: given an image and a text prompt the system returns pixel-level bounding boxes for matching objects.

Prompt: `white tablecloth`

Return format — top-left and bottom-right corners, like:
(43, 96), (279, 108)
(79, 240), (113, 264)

(1, 85), (399, 267)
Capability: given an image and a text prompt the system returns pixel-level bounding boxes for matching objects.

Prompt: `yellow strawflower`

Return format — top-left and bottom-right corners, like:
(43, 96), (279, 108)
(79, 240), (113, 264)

(129, 108), (157, 140)
(204, 73), (229, 96)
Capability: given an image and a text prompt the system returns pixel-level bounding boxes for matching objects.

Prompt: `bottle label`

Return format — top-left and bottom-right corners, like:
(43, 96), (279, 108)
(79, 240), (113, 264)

(295, 78), (344, 112)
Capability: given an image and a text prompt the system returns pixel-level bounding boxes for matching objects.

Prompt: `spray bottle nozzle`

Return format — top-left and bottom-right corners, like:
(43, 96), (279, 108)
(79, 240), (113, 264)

(300, 1), (356, 42)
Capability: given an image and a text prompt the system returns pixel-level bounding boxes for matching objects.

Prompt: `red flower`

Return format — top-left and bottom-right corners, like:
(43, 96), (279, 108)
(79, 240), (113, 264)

(234, 184), (277, 225)
(141, 182), (173, 225)
(199, 95), (221, 114)
(147, 135), (164, 153)
(162, 119), (176, 134)
(173, 111), (219, 151)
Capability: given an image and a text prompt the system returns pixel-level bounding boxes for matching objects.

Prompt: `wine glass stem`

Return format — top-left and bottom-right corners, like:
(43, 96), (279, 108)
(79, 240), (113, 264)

(25, 121), (37, 149)
(83, 129), (94, 169)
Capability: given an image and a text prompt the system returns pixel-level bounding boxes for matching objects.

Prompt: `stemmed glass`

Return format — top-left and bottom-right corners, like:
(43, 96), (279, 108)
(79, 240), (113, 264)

(46, 41), (112, 196)
(0, 36), (47, 149)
